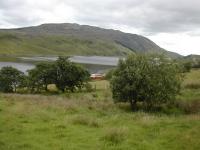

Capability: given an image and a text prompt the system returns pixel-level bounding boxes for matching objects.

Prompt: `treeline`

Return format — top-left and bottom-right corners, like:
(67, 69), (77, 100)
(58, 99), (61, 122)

(180, 59), (200, 72)
(0, 54), (195, 112)
(0, 57), (90, 93)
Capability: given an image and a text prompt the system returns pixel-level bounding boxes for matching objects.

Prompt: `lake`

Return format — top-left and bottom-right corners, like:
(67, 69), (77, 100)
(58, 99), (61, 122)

(20, 56), (120, 66)
(0, 62), (35, 73)
(0, 56), (120, 73)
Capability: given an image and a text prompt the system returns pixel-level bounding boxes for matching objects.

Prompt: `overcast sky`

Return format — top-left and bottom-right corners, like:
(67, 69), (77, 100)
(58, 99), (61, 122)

(0, 0), (200, 55)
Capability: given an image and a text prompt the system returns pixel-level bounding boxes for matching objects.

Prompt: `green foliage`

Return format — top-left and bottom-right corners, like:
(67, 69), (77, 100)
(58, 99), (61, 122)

(105, 69), (115, 80)
(111, 54), (183, 111)
(54, 56), (90, 92)
(27, 62), (55, 93)
(181, 61), (192, 72)
(193, 60), (200, 68)
(0, 57), (90, 93)
(184, 83), (200, 89)
(0, 66), (25, 92)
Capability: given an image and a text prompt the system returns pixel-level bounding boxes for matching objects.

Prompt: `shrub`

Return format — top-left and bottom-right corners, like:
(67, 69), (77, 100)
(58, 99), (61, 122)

(110, 54), (183, 111)
(105, 69), (115, 80)
(54, 56), (90, 92)
(24, 56), (90, 93)
(0, 66), (25, 93)
(184, 83), (200, 89)
(175, 100), (200, 114)
(27, 62), (55, 93)
(84, 83), (93, 92)
(181, 61), (192, 72)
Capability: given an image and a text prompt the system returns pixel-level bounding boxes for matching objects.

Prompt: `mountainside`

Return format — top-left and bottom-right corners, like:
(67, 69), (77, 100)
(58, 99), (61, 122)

(0, 23), (181, 57)
(181, 54), (200, 64)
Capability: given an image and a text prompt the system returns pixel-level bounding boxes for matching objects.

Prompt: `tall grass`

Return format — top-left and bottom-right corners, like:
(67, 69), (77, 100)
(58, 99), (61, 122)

(0, 71), (200, 149)
(101, 127), (128, 144)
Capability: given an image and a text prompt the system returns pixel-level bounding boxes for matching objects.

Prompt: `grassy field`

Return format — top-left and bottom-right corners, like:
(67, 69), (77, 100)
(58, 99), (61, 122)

(0, 70), (200, 150)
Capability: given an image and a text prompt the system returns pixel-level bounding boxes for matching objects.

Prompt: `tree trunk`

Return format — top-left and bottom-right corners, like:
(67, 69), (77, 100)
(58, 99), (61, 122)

(130, 100), (137, 111)
(14, 85), (17, 93)
(45, 84), (48, 91)
(61, 88), (65, 93)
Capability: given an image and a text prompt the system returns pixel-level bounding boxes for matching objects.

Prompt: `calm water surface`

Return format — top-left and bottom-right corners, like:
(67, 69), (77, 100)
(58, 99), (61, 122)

(0, 62), (34, 73)
(0, 56), (120, 73)
(20, 56), (120, 66)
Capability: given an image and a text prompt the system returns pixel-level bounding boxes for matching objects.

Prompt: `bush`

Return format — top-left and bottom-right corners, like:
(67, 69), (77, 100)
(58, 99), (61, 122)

(181, 61), (192, 72)
(175, 100), (200, 114)
(105, 69), (115, 80)
(184, 83), (200, 89)
(84, 83), (93, 92)
(21, 56), (90, 93)
(27, 62), (55, 93)
(0, 57), (90, 94)
(110, 54), (183, 111)
(0, 66), (25, 93)
(54, 56), (90, 92)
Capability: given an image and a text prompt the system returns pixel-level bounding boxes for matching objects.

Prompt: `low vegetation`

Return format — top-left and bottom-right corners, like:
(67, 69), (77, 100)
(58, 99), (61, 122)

(0, 76), (199, 149)
(0, 54), (200, 149)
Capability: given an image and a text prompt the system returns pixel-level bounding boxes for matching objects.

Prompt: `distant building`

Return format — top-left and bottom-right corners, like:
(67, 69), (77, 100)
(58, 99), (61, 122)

(90, 73), (105, 80)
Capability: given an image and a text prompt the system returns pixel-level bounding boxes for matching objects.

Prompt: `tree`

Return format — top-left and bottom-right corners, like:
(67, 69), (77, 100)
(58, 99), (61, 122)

(27, 62), (55, 93)
(182, 61), (192, 72)
(0, 66), (25, 93)
(110, 54), (183, 111)
(54, 56), (90, 92)
(105, 69), (115, 80)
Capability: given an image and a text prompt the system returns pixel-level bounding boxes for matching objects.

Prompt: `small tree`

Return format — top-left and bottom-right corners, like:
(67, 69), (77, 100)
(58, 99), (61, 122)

(0, 66), (25, 93)
(27, 62), (55, 93)
(105, 69), (115, 80)
(110, 54), (183, 111)
(54, 56), (90, 92)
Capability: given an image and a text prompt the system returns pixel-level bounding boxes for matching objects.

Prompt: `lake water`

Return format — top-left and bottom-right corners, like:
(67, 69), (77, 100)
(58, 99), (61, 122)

(20, 56), (120, 66)
(0, 62), (34, 73)
(0, 56), (120, 73)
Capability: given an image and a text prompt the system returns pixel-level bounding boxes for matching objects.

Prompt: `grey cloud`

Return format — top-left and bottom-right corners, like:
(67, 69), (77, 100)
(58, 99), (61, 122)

(69, 0), (200, 34)
(0, 0), (200, 34)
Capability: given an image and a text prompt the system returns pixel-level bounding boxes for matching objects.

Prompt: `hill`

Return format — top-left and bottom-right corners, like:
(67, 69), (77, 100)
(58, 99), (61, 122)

(183, 54), (200, 61)
(0, 23), (181, 57)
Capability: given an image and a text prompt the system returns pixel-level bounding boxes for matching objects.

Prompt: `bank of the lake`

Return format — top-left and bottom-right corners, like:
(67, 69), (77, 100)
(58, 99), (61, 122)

(0, 56), (119, 73)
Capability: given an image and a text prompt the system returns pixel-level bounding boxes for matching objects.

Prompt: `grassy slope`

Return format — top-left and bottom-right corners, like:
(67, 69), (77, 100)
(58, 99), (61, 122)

(0, 72), (200, 150)
(0, 32), (133, 56)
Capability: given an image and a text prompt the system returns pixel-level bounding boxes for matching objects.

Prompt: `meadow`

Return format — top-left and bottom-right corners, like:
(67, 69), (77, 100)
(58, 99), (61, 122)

(0, 70), (200, 150)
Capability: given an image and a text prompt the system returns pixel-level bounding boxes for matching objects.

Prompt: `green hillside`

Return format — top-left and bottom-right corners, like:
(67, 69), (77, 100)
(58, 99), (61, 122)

(0, 23), (181, 57)
(0, 32), (132, 56)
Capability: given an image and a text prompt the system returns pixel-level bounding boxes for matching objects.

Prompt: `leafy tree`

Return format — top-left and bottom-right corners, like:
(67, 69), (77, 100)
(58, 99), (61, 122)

(27, 62), (55, 93)
(110, 54), (183, 111)
(105, 69), (115, 80)
(54, 56), (90, 92)
(182, 61), (192, 72)
(0, 66), (25, 93)
(193, 60), (200, 68)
